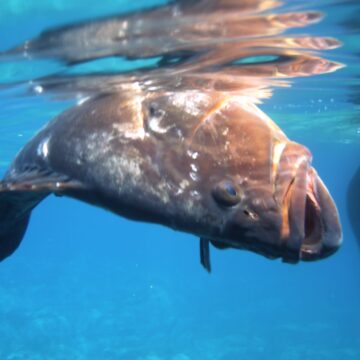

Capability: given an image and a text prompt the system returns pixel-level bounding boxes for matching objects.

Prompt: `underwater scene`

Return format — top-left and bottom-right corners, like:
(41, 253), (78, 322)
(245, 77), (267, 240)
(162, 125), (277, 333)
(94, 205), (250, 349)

(0, 0), (359, 359)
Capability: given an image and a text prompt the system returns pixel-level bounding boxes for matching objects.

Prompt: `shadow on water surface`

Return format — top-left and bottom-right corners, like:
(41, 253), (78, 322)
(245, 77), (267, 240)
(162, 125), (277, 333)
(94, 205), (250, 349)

(0, 1), (359, 360)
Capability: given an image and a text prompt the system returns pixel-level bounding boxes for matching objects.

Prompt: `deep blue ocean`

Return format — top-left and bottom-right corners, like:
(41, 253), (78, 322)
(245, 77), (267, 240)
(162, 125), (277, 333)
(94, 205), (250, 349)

(0, 1), (359, 359)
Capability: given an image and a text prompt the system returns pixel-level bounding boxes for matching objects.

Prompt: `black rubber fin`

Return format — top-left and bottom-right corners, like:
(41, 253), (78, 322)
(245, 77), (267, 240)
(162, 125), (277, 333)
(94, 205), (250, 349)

(200, 237), (211, 273)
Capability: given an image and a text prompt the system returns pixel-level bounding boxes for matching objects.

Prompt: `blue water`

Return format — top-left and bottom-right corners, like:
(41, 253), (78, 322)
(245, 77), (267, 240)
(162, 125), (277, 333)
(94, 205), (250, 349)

(0, 1), (360, 359)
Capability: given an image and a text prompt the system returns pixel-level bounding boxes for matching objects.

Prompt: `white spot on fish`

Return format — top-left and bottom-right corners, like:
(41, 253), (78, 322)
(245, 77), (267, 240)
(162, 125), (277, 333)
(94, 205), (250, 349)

(179, 179), (190, 189)
(272, 142), (286, 181)
(294, 155), (308, 171)
(148, 109), (173, 134)
(175, 188), (184, 196)
(190, 190), (201, 199)
(37, 137), (50, 158)
(190, 172), (200, 181)
(112, 123), (146, 140)
(187, 150), (199, 159)
(77, 96), (91, 106)
(118, 21), (129, 38)
(171, 92), (210, 116)
(253, 198), (261, 206)
(175, 128), (184, 140)
(190, 163), (198, 172)
(113, 94), (146, 140)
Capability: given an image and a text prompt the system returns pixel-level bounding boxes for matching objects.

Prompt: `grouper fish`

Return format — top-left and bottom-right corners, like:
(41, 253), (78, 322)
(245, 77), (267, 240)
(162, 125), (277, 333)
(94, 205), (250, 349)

(0, 89), (342, 271)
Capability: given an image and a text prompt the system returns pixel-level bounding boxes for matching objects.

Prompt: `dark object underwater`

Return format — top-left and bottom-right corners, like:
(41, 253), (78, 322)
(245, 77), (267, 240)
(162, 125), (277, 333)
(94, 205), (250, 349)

(347, 167), (360, 247)
(0, 90), (342, 271)
(0, 0), (344, 272)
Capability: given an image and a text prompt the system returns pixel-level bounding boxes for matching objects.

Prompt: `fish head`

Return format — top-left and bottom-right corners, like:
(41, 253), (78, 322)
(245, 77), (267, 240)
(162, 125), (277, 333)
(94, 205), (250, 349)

(142, 93), (342, 264)
(211, 140), (342, 263)
(274, 141), (343, 263)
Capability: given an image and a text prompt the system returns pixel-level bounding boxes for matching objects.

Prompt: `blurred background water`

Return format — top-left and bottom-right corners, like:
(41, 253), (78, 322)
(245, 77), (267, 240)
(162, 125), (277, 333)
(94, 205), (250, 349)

(0, 1), (359, 359)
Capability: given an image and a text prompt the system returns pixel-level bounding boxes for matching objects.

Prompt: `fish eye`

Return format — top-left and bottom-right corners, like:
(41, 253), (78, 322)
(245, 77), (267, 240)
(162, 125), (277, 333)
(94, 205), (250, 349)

(149, 102), (164, 119)
(149, 103), (158, 117)
(212, 180), (241, 207)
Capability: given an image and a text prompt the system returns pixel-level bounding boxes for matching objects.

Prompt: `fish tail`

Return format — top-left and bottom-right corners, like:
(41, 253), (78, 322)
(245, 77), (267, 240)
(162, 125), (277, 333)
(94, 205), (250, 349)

(0, 185), (37, 261)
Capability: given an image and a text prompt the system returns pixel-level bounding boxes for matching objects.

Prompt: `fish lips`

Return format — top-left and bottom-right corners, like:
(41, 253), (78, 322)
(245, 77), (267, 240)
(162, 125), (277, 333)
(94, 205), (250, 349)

(282, 164), (342, 263)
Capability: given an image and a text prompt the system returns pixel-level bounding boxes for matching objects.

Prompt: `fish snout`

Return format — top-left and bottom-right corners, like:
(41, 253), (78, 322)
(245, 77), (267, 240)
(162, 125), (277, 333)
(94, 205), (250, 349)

(282, 164), (342, 263)
(274, 141), (342, 263)
(299, 170), (342, 261)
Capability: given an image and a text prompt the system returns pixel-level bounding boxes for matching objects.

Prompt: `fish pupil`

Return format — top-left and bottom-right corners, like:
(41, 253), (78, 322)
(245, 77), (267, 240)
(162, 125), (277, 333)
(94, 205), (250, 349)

(149, 103), (156, 117)
(149, 103), (161, 118)
(224, 183), (237, 197)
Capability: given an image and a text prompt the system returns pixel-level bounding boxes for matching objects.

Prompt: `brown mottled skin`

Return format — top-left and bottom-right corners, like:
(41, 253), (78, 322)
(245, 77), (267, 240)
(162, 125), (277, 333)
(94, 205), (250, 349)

(0, 89), (342, 267)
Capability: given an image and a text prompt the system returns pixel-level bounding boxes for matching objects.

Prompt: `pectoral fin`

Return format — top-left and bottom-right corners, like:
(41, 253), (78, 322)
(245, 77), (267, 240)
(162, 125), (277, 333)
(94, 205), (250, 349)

(0, 169), (86, 262)
(200, 237), (211, 273)
(211, 240), (231, 250)
(1, 169), (85, 194)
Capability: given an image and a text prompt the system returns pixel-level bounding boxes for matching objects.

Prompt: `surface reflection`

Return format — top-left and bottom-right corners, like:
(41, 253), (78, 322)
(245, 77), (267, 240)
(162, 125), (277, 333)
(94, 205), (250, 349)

(0, 0), (343, 100)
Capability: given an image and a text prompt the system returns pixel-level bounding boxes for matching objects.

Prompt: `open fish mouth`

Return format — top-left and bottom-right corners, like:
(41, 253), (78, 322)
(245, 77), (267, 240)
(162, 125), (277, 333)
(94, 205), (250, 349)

(300, 171), (342, 261)
(282, 164), (342, 263)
